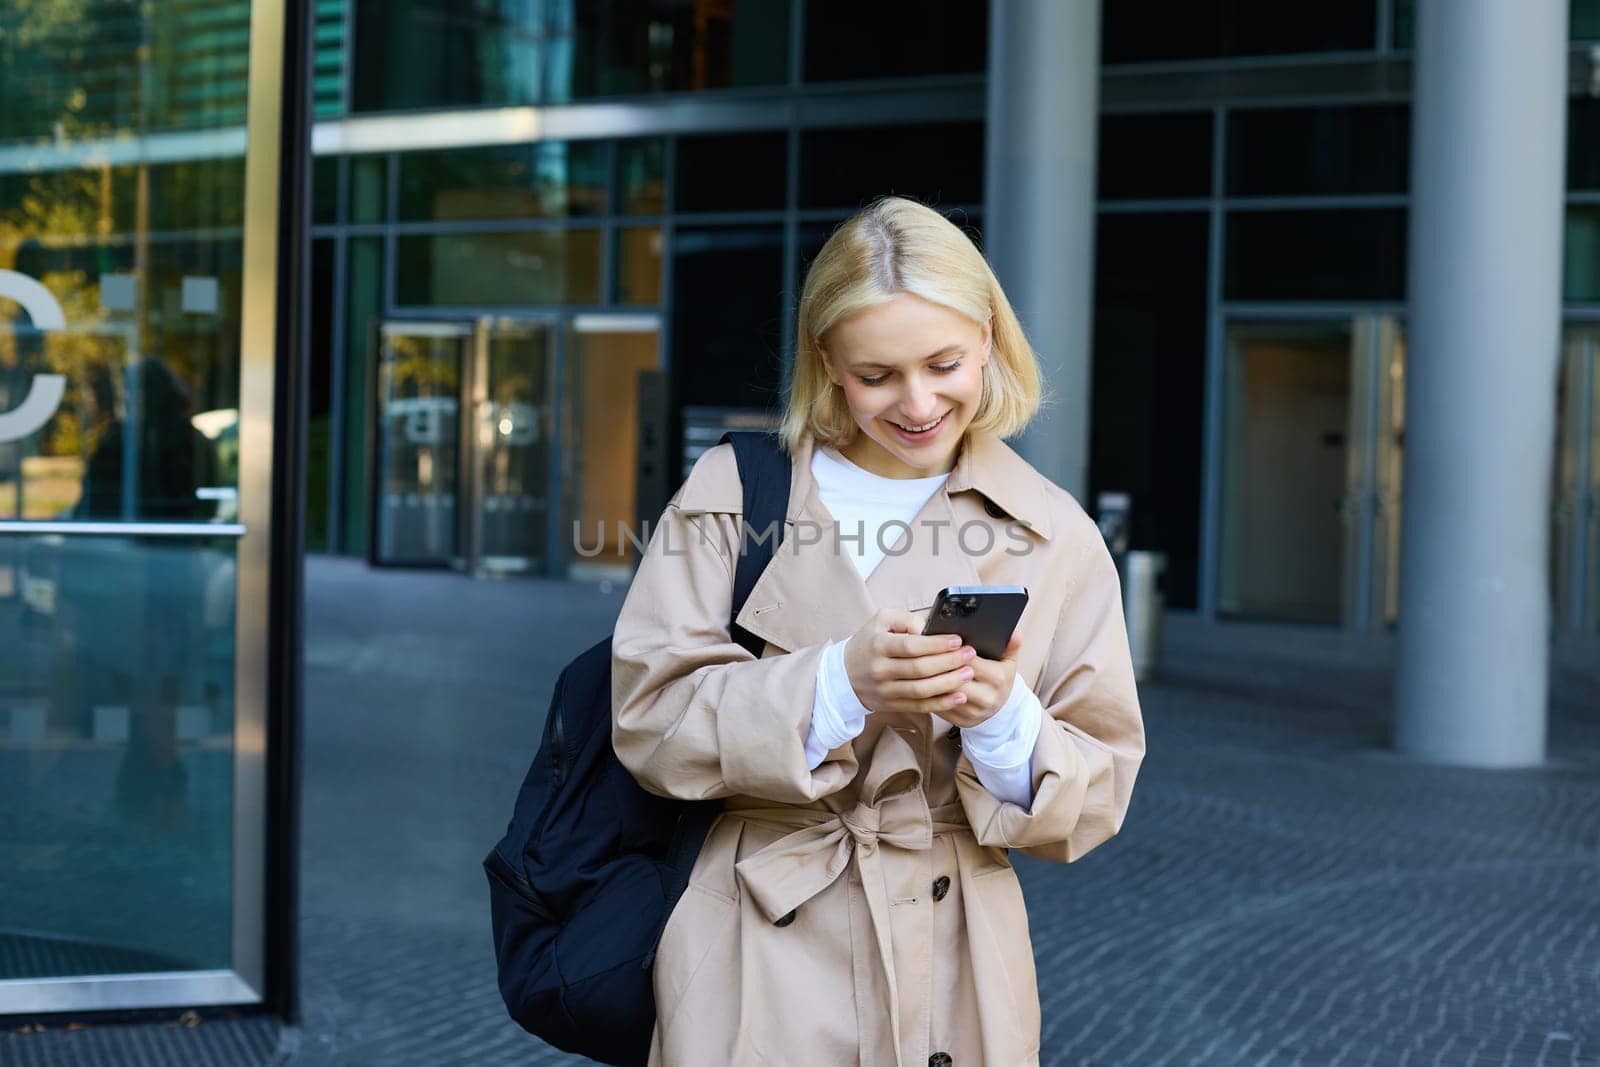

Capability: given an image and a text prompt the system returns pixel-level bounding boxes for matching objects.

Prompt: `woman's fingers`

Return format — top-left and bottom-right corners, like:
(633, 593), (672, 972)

(885, 664), (974, 702)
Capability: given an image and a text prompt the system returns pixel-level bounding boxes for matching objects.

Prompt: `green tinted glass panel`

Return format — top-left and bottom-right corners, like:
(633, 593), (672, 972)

(349, 155), (387, 224)
(1395, 0), (1600, 47)
(396, 230), (603, 306)
(1566, 207), (1600, 302)
(397, 142), (606, 222)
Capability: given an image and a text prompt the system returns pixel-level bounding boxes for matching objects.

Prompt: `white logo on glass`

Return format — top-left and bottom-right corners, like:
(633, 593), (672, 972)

(0, 269), (67, 443)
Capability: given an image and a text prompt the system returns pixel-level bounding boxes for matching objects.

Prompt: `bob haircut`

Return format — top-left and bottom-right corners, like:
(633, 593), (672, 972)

(781, 195), (1043, 454)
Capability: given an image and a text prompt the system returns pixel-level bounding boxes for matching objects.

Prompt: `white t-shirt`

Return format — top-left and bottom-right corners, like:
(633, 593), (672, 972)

(802, 445), (1044, 809)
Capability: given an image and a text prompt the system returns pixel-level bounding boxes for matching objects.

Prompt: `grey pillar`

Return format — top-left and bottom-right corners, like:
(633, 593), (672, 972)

(1395, 0), (1568, 766)
(983, 0), (1100, 500)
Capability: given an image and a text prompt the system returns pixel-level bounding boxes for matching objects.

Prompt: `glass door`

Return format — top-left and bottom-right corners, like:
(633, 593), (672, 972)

(461, 318), (558, 576)
(560, 314), (662, 580)
(372, 322), (467, 566)
(1556, 326), (1600, 632)
(1217, 316), (1405, 627)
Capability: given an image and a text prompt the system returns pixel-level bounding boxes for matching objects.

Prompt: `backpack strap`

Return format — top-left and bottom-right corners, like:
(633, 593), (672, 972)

(720, 431), (791, 658)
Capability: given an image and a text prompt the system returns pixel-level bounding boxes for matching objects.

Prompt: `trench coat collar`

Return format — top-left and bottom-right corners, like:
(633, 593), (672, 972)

(694, 429), (1054, 654)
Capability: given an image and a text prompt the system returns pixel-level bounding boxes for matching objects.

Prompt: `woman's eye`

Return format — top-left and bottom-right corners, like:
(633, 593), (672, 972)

(858, 373), (888, 386)
(932, 360), (963, 374)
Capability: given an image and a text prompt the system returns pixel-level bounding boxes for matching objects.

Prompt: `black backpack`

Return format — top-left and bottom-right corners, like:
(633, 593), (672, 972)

(484, 431), (791, 1066)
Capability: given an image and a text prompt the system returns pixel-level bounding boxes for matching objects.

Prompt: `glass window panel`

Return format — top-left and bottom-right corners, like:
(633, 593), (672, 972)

(618, 138), (666, 216)
(673, 133), (788, 213)
(351, 0), (789, 111)
(398, 142), (605, 222)
(396, 230), (603, 306)
(563, 0), (791, 101)
(0, 237), (242, 522)
(1090, 212), (1210, 610)
(0, 5), (252, 139)
(342, 237), (383, 554)
(671, 226), (784, 410)
(1566, 207), (1600, 302)
(799, 124), (984, 210)
(803, 0), (987, 82)
(1098, 113), (1213, 200)
(0, 0), (253, 989)
(1227, 106), (1409, 197)
(1225, 209), (1407, 301)
(0, 534), (239, 973)
(1570, 100), (1600, 191)
(1104, 0), (1375, 63)
(616, 227), (664, 306)
(351, 0), (544, 112)
(1395, 0), (1600, 48)
(313, 157), (340, 226)
(306, 239), (336, 553)
(349, 154), (388, 224)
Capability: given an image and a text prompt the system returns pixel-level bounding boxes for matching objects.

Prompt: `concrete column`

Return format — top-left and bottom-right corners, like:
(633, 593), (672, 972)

(1395, 0), (1568, 766)
(983, 0), (1100, 500)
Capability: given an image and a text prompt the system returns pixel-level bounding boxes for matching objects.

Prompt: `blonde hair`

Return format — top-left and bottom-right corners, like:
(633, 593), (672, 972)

(781, 196), (1043, 454)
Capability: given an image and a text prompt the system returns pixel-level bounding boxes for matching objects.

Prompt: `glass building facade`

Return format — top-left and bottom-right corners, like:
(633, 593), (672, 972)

(0, 0), (298, 1016)
(2, 0), (1600, 1019)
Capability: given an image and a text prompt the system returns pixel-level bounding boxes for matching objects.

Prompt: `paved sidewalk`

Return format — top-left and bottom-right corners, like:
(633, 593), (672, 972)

(5, 557), (1598, 1065)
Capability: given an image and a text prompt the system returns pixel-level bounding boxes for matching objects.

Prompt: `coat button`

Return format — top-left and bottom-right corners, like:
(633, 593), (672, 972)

(774, 909), (796, 927)
(946, 724), (961, 746)
(932, 875), (951, 902)
(929, 1054), (953, 1067)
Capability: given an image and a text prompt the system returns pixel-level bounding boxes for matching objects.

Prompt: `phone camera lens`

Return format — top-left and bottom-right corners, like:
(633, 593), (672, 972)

(938, 602), (956, 619)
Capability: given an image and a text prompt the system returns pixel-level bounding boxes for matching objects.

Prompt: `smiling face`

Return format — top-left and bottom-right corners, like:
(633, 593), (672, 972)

(821, 292), (991, 479)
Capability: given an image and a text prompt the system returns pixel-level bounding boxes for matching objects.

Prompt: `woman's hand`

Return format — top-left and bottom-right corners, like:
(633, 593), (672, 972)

(944, 633), (1022, 729)
(842, 609), (977, 716)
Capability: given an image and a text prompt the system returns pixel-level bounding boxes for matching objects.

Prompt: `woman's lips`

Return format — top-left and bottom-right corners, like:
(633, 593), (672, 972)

(887, 411), (948, 444)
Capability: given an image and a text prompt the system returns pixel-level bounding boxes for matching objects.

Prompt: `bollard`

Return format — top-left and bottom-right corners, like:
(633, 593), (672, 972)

(1123, 550), (1166, 681)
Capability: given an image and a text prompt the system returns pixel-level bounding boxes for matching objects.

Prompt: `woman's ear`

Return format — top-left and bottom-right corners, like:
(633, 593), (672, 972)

(978, 318), (993, 368)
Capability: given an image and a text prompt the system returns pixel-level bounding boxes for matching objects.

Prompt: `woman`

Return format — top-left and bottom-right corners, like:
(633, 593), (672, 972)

(612, 196), (1146, 1066)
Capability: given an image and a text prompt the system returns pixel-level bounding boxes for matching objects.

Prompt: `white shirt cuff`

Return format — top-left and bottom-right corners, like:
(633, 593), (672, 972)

(804, 639), (872, 769)
(959, 674), (1045, 809)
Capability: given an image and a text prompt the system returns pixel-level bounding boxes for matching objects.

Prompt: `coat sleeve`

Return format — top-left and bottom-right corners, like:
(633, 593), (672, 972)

(954, 514), (1146, 862)
(610, 495), (861, 805)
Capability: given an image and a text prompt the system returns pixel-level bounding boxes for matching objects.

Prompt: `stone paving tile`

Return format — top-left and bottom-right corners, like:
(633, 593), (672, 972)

(5, 559), (1597, 1066)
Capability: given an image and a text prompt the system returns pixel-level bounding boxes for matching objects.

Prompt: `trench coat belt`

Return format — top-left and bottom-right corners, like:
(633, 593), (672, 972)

(727, 732), (969, 1067)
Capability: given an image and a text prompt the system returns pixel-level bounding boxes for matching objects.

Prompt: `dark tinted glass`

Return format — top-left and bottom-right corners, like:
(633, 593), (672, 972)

(352, 0), (542, 112)
(352, 0), (790, 111)
(1396, 0), (1600, 48)
(342, 237), (384, 554)
(396, 230), (603, 306)
(1570, 100), (1600, 190)
(1090, 212), (1210, 610)
(673, 133), (788, 213)
(1098, 113), (1213, 200)
(799, 124), (984, 210)
(564, 0), (791, 100)
(313, 157), (340, 226)
(307, 238), (336, 552)
(1566, 207), (1600, 301)
(397, 142), (606, 222)
(618, 139), (667, 215)
(1227, 106), (1409, 196)
(671, 226), (785, 411)
(804, 0), (988, 82)
(1225, 209), (1407, 300)
(1104, 0), (1375, 63)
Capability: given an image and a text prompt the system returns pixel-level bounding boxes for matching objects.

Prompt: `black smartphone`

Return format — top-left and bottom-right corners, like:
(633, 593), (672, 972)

(922, 585), (1030, 660)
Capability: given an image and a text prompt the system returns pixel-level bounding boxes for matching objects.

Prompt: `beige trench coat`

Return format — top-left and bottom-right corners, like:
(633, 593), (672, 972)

(611, 430), (1146, 1066)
